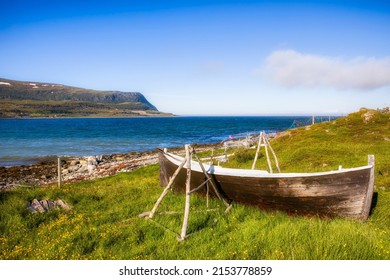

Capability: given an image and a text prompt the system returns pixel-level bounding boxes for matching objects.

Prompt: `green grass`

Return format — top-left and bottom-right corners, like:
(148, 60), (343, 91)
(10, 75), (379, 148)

(225, 108), (390, 188)
(1, 108), (389, 260)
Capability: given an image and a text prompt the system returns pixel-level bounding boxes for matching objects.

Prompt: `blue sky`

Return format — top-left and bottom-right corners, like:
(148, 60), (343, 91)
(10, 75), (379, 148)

(1, 0), (389, 115)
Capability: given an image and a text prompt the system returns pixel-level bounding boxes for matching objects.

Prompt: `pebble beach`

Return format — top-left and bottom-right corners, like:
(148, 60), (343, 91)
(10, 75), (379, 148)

(0, 144), (220, 192)
(0, 150), (159, 191)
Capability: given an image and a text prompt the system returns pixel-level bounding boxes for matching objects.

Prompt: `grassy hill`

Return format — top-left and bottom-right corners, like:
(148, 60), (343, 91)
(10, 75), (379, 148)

(226, 107), (390, 188)
(0, 108), (389, 260)
(0, 78), (170, 118)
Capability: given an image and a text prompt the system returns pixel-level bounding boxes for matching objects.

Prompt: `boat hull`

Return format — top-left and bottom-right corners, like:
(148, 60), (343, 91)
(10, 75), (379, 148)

(158, 149), (375, 221)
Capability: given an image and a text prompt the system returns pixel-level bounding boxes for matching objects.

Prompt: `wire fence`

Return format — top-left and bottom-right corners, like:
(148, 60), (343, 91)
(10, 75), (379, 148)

(289, 116), (340, 129)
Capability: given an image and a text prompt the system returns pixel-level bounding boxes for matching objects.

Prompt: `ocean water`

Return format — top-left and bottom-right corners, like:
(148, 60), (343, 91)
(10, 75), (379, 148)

(0, 116), (310, 166)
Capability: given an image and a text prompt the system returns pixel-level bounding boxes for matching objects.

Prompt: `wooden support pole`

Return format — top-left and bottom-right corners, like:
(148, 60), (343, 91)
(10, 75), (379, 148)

(206, 181), (209, 209)
(263, 133), (273, 174)
(263, 134), (281, 173)
(147, 145), (235, 240)
(148, 156), (187, 219)
(188, 178), (211, 194)
(210, 148), (214, 165)
(57, 157), (62, 188)
(192, 148), (231, 208)
(361, 155), (375, 221)
(148, 219), (181, 239)
(251, 131), (263, 170)
(180, 144), (192, 241)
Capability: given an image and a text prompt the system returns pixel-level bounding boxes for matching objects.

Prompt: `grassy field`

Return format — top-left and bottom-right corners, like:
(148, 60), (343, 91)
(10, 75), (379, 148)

(1, 108), (389, 260)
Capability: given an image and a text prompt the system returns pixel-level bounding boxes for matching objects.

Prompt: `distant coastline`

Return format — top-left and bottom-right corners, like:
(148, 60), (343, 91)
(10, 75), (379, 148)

(0, 110), (175, 119)
(0, 77), (171, 118)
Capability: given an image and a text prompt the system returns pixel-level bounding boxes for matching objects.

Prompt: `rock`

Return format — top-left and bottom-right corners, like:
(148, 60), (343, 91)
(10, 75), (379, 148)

(47, 200), (55, 210)
(54, 199), (71, 211)
(28, 199), (45, 213)
(96, 155), (103, 163)
(87, 156), (99, 173)
(87, 156), (97, 166)
(40, 200), (50, 212)
(379, 107), (389, 114)
(28, 198), (71, 213)
(115, 156), (125, 161)
(69, 160), (80, 166)
(362, 111), (375, 124)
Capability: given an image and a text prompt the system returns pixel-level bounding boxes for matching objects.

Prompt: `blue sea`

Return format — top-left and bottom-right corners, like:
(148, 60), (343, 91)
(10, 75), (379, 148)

(0, 116), (312, 166)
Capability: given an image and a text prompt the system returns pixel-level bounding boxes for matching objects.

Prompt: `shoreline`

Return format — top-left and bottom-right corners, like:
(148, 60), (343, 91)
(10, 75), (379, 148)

(0, 113), (176, 120)
(0, 150), (159, 192)
(0, 143), (220, 192)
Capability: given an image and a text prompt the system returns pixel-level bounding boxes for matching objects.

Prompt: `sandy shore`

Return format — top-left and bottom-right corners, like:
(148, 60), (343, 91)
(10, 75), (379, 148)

(0, 144), (220, 192)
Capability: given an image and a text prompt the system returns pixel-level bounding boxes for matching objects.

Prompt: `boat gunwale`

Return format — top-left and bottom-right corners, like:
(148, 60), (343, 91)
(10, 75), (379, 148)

(162, 151), (373, 179)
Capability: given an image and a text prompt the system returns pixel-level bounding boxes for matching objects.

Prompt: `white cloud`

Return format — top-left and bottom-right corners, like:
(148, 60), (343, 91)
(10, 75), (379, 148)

(264, 50), (390, 90)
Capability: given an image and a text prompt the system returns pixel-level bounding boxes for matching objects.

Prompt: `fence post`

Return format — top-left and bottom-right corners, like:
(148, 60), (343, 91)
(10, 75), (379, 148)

(57, 157), (62, 188)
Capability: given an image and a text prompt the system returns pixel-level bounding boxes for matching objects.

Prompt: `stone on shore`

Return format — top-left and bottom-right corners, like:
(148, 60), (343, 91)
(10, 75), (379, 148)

(0, 151), (160, 191)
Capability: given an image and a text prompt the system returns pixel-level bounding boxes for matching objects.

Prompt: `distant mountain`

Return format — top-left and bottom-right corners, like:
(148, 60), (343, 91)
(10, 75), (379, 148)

(0, 78), (169, 118)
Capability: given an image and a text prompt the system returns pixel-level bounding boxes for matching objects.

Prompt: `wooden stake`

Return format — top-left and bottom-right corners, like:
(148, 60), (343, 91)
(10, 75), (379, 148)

(252, 131), (263, 170)
(57, 157), (62, 188)
(180, 144), (192, 241)
(148, 156), (187, 219)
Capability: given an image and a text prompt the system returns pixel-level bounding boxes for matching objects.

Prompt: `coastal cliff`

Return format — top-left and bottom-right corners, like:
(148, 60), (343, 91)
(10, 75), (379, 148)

(0, 78), (171, 118)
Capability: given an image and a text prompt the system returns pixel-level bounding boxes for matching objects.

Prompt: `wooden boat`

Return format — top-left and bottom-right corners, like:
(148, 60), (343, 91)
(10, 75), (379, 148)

(158, 148), (375, 221)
